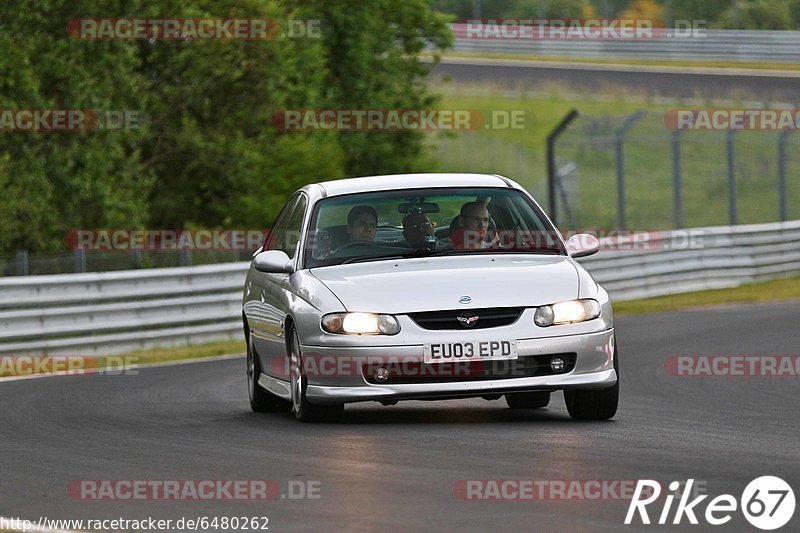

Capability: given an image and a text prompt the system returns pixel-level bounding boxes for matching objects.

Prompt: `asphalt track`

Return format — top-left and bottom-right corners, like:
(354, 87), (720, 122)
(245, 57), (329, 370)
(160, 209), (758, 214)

(1, 301), (798, 532)
(431, 58), (800, 102)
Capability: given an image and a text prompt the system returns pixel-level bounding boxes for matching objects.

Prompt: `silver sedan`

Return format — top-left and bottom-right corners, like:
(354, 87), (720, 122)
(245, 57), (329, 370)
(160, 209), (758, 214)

(243, 173), (618, 422)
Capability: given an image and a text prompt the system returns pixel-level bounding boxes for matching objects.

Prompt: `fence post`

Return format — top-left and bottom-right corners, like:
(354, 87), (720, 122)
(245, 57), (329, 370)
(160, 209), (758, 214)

(778, 130), (791, 222)
(672, 130), (684, 228)
(547, 108), (579, 226)
(727, 130), (737, 225)
(15, 250), (29, 276)
(614, 110), (646, 230)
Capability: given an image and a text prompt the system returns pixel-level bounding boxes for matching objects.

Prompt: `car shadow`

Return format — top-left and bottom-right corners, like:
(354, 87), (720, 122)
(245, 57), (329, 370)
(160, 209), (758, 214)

(241, 404), (617, 426)
(337, 405), (573, 425)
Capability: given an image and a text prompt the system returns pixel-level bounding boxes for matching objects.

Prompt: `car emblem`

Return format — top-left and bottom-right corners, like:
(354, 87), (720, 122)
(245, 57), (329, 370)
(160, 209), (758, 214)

(457, 312), (480, 328)
(459, 296), (472, 304)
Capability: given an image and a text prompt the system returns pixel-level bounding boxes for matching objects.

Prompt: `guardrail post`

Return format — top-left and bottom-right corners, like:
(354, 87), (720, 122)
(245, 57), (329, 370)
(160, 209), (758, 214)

(615, 110), (646, 230)
(672, 130), (684, 228)
(547, 108), (579, 226)
(74, 248), (87, 273)
(179, 248), (192, 267)
(778, 130), (791, 222)
(727, 130), (737, 225)
(15, 250), (29, 276)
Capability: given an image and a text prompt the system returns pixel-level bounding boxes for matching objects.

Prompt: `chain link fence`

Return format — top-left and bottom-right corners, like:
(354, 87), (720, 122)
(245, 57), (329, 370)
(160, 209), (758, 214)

(552, 111), (800, 230)
(433, 132), (545, 196)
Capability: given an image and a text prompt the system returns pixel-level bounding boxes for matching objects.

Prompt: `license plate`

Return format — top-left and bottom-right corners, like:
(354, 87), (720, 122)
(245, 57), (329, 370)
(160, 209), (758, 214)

(423, 340), (518, 364)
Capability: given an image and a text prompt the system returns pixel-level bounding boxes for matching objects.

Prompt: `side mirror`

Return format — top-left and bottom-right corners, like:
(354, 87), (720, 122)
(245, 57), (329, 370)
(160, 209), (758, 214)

(253, 250), (294, 274)
(567, 234), (600, 258)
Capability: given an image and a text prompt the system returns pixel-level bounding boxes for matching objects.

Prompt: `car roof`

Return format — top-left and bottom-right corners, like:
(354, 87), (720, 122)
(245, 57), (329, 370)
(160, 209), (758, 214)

(306, 173), (516, 198)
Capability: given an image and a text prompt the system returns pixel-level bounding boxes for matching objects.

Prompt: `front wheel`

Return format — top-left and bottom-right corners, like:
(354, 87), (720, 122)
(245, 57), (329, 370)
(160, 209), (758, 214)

(247, 334), (291, 413)
(564, 340), (619, 420)
(289, 327), (344, 423)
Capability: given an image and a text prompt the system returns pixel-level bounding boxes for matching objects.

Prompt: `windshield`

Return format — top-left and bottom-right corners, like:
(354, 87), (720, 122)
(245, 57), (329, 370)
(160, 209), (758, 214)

(303, 187), (565, 268)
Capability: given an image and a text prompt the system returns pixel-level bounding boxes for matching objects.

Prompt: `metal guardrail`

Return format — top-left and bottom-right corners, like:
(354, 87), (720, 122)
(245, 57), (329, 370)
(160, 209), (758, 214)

(1, 221), (799, 355)
(580, 221), (800, 300)
(0, 263), (248, 355)
(450, 25), (800, 63)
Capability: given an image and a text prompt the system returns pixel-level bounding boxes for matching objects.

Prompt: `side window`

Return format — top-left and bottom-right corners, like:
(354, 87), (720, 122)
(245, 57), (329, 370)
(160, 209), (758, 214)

(265, 196), (297, 253)
(281, 194), (307, 259)
(267, 194), (307, 259)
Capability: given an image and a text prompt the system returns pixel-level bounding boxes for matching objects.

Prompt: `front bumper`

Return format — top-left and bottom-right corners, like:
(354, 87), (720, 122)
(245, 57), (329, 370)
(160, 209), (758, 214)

(288, 328), (616, 405)
(305, 368), (617, 404)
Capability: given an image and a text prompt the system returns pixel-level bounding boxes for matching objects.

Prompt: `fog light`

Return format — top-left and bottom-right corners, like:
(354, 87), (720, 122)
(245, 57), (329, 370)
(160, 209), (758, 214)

(550, 357), (566, 373)
(374, 367), (391, 382)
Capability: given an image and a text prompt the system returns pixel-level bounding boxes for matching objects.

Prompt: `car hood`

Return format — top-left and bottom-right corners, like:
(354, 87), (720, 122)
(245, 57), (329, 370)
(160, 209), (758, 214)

(309, 255), (579, 314)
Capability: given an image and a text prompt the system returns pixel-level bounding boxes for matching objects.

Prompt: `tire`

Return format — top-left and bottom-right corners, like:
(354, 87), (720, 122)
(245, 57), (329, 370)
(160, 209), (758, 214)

(505, 391), (550, 409)
(564, 340), (619, 421)
(247, 334), (290, 413)
(288, 327), (344, 423)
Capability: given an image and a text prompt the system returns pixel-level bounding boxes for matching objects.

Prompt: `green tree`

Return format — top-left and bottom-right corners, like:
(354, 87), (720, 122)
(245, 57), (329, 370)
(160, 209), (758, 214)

(295, 0), (453, 177)
(669, 0), (732, 24)
(133, 0), (344, 228)
(500, 0), (592, 18)
(0, 0), (150, 253)
(0, 0), (452, 255)
(717, 0), (795, 29)
(430, 0), (593, 18)
(429, 1), (519, 19)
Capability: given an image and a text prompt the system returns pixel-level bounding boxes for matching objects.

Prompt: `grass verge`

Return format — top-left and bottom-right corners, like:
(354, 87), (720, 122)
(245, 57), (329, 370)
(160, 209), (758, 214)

(0, 340), (245, 379)
(614, 276), (800, 315)
(121, 339), (245, 365)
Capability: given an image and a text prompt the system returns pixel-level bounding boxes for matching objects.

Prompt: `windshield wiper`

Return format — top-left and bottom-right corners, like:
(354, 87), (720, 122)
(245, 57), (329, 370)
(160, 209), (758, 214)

(341, 254), (405, 265)
(340, 247), (563, 264)
(427, 248), (564, 257)
(340, 249), (436, 264)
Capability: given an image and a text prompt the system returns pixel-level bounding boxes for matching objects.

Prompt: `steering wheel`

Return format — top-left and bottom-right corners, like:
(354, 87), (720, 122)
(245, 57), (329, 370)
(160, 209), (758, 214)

(331, 241), (381, 255)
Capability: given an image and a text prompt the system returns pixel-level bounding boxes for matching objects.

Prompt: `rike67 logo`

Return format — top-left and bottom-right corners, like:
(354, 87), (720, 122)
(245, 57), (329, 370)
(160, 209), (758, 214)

(626, 477), (795, 530)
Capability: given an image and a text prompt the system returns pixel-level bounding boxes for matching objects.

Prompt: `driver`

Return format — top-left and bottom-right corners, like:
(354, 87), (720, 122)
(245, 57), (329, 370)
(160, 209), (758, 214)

(346, 205), (377, 243)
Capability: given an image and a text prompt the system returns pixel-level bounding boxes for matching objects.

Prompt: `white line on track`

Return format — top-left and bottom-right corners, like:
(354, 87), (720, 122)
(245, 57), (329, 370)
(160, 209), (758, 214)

(0, 353), (244, 384)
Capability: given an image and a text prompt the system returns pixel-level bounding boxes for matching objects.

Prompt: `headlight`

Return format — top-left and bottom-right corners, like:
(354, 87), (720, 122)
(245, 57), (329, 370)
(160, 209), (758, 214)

(534, 299), (600, 327)
(321, 312), (401, 335)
